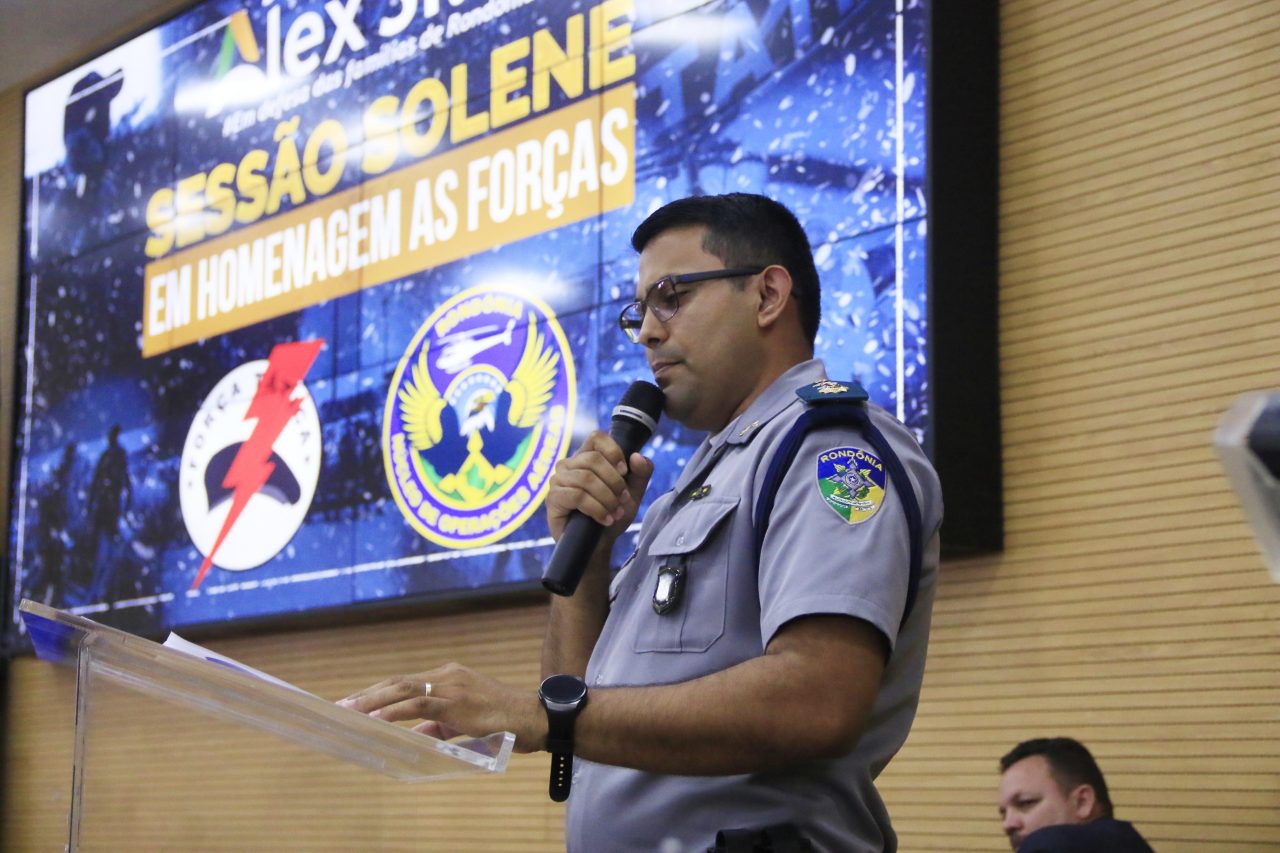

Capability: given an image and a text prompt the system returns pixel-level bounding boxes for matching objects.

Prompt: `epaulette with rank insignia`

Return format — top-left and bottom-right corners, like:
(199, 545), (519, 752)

(796, 379), (869, 405)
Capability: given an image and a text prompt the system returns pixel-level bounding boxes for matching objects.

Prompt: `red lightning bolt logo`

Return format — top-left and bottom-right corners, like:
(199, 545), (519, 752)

(192, 340), (324, 590)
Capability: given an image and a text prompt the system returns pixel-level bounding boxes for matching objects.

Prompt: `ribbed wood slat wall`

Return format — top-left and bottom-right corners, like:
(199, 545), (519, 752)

(4, 0), (1280, 850)
(0, 86), (18, 570)
(878, 2), (1280, 852)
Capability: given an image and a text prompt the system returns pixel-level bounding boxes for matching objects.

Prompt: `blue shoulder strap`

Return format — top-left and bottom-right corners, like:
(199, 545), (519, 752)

(751, 381), (923, 632)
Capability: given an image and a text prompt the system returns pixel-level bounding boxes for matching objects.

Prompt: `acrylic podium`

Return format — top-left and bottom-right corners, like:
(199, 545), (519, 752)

(19, 599), (515, 851)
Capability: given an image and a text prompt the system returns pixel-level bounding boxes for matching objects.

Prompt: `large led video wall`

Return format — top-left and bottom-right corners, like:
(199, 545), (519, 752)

(6, 0), (931, 645)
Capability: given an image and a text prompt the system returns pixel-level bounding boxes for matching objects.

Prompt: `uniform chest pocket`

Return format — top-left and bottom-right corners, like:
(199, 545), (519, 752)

(633, 497), (739, 654)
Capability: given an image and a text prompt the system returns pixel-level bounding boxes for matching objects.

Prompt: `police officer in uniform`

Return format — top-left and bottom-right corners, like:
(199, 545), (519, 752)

(342, 193), (943, 852)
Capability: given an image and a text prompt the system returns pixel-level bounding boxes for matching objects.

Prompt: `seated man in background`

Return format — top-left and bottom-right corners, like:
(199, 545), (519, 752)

(997, 737), (1155, 852)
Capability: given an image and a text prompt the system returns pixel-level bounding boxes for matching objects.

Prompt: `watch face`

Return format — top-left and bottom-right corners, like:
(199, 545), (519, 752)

(540, 674), (588, 705)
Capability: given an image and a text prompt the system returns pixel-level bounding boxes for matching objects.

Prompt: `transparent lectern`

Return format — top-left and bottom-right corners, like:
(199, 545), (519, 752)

(19, 599), (514, 851)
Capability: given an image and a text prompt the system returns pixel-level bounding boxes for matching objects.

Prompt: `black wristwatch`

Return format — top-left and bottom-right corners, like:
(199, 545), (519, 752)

(539, 674), (589, 802)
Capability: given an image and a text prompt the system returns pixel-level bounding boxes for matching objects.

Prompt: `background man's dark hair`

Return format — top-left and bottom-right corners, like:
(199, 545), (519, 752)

(630, 193), (822, 346)
(1001, 737), (1114, 819)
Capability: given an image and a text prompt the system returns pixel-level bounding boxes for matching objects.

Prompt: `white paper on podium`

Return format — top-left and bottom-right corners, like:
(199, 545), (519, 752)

(163, 632), (314, 696)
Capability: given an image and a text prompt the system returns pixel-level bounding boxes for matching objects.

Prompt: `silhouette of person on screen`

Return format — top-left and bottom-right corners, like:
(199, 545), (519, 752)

(31, 442), (80, 603)
(63, 70), (122, 193)
(61, 68), (124, 254)
(83, 425), (132, 602)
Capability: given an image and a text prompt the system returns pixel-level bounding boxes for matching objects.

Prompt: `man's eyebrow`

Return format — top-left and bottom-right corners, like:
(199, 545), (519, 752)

(636, 276), (667, 296)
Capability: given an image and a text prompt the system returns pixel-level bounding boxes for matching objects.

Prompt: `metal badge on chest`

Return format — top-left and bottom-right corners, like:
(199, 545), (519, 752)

(652, 565), (685, 614)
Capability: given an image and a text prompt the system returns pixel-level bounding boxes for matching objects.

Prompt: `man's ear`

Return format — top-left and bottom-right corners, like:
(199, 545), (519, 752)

(1068, 784), (1098, 822)
(755, 265), (794, 329)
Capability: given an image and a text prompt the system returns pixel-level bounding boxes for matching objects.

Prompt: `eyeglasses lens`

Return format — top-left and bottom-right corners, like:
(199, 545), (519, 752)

(647, 279), (679, 321)
(619, 303), (643, 342)
(619, 278), (679, 343)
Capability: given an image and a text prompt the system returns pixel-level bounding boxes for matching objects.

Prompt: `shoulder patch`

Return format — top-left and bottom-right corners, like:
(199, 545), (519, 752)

(815, 446), (886, 524)
(797, 379), (869, 405)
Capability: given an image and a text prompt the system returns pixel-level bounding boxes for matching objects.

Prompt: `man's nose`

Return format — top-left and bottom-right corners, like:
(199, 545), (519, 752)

(1001, 811), (1021, 833)
(639, 305), (666, 345)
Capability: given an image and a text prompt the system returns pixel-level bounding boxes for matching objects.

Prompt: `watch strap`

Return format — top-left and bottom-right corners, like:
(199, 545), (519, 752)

(548, 749), (573, 802)
(545, 714), (576, 801)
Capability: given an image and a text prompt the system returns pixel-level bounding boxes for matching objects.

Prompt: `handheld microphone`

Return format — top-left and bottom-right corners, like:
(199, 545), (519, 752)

(542, 380), (665, 596)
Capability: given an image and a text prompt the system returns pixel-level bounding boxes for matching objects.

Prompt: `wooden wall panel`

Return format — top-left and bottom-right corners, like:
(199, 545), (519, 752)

(0, 86), (18, 575)
(879, 2), (1280, 851)
(5, 0), (1280, 851)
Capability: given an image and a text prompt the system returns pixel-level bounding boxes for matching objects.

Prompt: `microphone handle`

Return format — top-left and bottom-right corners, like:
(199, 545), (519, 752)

(541, 420), (651, 596)
(541, 511), (605, 596)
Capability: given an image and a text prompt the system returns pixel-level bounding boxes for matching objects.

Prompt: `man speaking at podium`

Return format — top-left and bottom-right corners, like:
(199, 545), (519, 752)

(342, 194), (943, 852)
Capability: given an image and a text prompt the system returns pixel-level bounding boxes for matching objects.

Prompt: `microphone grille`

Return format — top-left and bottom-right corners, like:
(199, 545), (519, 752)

(618, 380), (665, 419)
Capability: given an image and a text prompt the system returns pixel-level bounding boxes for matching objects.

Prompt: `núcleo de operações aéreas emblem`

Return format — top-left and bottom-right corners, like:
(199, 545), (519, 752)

(384, 285), (576, 549)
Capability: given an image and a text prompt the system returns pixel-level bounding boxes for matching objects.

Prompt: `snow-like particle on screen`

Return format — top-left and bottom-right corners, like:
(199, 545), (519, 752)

(901, 73), (916, 103)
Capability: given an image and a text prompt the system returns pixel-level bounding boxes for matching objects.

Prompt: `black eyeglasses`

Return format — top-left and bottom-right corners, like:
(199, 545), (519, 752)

(618, 267), (764, 343)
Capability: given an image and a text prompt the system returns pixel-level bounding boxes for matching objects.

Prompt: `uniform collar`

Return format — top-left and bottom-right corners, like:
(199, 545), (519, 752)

(709, 359), (826, 449)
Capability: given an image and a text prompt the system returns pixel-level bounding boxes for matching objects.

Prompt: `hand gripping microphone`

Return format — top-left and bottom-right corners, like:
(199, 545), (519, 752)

(542, 380), (665, 596)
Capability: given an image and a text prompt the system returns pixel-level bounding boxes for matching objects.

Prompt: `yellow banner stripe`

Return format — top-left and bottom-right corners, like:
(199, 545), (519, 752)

(142, 83), (635, 357)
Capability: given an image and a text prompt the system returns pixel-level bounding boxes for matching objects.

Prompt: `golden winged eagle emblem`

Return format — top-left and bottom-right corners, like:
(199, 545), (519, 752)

(398, 314), (559, 501)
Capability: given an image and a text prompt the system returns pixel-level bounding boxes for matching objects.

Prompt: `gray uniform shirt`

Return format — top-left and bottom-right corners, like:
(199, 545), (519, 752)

(565, 360), (943, 853)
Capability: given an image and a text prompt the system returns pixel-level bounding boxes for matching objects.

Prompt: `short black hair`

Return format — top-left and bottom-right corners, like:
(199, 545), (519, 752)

(1001, 737), (1114, 819)
(630, 193), (821, 346)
